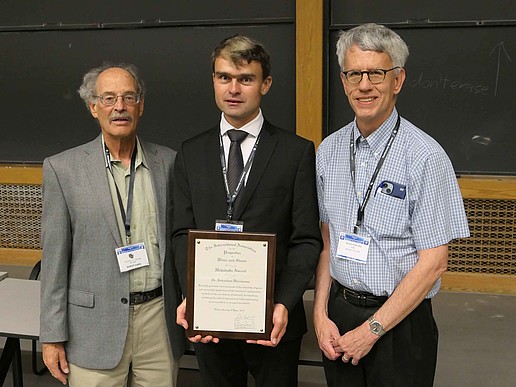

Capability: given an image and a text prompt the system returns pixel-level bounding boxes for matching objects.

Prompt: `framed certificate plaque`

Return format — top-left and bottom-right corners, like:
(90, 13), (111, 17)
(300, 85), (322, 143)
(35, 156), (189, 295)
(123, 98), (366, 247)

(186, 230), (276, 340)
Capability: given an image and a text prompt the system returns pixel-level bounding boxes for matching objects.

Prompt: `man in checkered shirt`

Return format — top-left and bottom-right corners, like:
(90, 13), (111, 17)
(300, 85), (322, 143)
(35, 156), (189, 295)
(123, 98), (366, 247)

(314, 23), (470, 386)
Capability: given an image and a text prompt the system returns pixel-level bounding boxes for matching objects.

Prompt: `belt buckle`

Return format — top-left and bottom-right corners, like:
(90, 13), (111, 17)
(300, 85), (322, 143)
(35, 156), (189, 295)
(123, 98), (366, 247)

(342, 288), (348, 301)
(131, 293), (143, 305)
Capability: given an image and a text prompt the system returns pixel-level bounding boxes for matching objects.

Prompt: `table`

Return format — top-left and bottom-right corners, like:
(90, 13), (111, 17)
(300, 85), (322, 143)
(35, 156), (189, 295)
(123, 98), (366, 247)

(0, 278), (40, 387)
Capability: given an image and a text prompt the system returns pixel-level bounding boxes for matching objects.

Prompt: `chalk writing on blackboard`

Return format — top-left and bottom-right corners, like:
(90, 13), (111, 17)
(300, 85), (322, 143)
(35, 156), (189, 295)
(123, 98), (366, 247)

(490, 41), (512, 97)
(407, 73), (489, 95)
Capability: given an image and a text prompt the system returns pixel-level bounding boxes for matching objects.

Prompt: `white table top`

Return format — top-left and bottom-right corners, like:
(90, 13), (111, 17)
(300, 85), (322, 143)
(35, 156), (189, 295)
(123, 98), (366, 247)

(0, 272), (7, 281)
(0, 278), (40, 339)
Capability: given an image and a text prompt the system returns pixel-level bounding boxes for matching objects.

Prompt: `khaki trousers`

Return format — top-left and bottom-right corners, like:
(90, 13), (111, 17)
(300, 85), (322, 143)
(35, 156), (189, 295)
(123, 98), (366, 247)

(68, 296), (178, 387)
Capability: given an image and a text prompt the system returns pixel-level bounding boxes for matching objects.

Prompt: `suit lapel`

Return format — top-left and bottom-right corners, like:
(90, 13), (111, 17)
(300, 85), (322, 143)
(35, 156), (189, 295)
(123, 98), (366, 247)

(83, 135), (124, 246)
(234, 122), (277, 219)
(206, 127), (229, 210)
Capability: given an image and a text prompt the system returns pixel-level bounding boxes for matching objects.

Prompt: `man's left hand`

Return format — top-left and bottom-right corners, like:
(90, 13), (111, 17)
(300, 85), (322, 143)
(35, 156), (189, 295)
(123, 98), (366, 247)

(246, 303), (288, 347)
(333, 320), (380, 365)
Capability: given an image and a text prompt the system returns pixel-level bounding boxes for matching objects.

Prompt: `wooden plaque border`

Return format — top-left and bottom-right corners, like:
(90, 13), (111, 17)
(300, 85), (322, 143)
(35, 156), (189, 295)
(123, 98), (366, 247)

(186, 230), (276, 340)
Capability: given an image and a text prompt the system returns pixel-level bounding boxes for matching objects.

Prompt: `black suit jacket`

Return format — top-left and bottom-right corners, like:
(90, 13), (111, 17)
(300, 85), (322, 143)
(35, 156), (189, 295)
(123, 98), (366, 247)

(172, 120), (322, 341)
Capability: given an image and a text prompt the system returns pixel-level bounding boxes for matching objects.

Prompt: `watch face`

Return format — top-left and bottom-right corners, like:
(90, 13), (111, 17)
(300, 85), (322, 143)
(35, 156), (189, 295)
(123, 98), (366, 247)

(368, 316), (385, 336)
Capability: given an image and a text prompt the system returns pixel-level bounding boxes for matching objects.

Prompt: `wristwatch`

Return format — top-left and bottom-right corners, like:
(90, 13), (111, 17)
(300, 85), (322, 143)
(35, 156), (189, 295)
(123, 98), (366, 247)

(368, 315), (385, 337)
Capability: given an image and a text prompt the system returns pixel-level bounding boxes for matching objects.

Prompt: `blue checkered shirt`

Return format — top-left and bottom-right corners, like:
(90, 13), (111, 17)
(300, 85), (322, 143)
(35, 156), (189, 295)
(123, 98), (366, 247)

(317, 109), (470, 298)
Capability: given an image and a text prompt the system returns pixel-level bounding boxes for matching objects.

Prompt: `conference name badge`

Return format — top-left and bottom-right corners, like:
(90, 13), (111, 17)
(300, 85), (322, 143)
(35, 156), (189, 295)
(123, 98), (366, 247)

(336, 232), (370, 264)
(115, 243), (150, 272)
(215, 219), (244, 232)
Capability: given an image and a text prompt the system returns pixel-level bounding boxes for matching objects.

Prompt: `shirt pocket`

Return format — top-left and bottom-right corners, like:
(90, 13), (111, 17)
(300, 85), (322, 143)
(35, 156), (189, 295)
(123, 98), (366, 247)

(365, 192), (409, 237)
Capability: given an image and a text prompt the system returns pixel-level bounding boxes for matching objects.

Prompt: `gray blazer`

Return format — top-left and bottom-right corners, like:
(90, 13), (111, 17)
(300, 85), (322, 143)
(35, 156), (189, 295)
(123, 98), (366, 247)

(40, 134), (185, 369)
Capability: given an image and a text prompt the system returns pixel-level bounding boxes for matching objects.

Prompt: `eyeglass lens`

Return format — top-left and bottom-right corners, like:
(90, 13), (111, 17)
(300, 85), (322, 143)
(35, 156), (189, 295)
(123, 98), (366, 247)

(346, 70), (386, 84)
(99, 93), (139, 106)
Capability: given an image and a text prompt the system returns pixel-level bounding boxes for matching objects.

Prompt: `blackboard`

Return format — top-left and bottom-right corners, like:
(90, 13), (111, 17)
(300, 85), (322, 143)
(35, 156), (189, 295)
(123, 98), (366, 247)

(327, 24), (516, 175)
(330, 0), (515, 26)
(0, 1), (295, 163)
(0, 0), (294, 27)
(327, 0), (516, 175)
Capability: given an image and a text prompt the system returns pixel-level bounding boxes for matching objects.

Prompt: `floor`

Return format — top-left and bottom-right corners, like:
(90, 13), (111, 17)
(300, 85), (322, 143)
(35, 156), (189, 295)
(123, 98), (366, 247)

(2, 290), (515, 387)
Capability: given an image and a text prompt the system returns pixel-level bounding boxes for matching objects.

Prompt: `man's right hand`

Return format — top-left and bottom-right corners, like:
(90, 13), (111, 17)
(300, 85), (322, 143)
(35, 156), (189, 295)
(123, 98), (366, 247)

(176, 298), (219, 344)
(314, 313), (344, 361)
(42, 342), (69, 385)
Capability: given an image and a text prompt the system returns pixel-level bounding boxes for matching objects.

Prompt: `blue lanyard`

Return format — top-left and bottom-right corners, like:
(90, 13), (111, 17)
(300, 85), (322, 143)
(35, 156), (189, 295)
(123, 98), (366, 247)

(350, 115), (400, 234)
(105, 143), (137, 241)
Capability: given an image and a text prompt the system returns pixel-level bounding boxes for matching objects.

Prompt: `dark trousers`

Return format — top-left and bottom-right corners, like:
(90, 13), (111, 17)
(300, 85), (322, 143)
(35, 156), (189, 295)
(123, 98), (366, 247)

(193, 337), (302, 387)
(323, 285), (438, 387)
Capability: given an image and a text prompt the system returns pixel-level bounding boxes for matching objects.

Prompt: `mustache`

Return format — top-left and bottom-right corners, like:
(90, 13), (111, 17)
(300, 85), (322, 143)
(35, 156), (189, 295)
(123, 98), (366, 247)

(109, 112), (132, 122)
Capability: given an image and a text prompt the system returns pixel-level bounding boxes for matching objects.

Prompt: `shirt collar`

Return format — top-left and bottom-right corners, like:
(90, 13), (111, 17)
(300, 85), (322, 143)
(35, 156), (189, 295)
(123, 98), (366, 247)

(353, 109), (399, 154)
(102, 135), (147, 170)
(135, 137), (148, 169)
(219, 109), (264, 138)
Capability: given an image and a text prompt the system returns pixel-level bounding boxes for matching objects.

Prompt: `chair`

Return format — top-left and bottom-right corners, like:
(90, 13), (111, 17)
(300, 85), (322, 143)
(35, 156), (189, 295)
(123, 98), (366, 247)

(28, 260), (47, 376)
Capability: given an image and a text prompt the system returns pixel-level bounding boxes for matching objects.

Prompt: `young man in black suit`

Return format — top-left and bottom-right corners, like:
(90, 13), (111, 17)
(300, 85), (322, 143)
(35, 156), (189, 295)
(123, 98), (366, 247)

(171, 35), (322, 387)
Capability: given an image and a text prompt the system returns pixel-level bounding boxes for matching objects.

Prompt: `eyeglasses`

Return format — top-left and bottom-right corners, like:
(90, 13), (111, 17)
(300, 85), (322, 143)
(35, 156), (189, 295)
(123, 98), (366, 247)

(94, 92), (141, 106)
(341, 67), (400, 84)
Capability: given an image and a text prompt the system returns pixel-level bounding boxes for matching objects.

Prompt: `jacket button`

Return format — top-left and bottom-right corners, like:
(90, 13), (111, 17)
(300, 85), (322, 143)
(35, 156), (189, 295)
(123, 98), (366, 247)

(121, 298), (128, 304)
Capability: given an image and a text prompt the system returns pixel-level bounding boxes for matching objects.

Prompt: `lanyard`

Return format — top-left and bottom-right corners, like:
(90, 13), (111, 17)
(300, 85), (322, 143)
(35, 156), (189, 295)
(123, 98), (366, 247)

(219, 132), (261, 220)
(105, 144), (137, 241)
(350, 115), (400, 234)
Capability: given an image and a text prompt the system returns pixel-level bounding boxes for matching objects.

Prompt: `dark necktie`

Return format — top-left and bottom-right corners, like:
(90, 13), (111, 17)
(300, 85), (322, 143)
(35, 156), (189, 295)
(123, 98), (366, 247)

(226, 129), (248, 194)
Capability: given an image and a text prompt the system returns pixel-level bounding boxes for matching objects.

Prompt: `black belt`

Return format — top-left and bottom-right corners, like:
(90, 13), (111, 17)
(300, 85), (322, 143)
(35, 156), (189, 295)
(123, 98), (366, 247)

(130, 286), (163, 305)
(334, 281), (387, 307)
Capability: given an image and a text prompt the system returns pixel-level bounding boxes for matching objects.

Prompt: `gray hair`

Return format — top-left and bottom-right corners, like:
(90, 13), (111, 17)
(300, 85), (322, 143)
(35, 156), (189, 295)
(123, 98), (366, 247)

(336, 23), (409, 71)
(77, 63), (146, 109)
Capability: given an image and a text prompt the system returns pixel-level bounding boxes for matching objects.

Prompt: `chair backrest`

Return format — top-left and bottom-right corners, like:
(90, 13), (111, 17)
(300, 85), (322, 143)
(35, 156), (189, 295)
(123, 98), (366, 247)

(29, 260), (41, 280)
